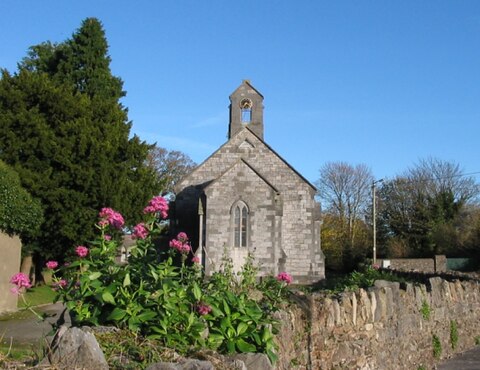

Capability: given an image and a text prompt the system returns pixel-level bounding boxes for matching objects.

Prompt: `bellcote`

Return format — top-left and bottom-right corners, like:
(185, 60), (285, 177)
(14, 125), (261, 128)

(228, 80), (264, 140)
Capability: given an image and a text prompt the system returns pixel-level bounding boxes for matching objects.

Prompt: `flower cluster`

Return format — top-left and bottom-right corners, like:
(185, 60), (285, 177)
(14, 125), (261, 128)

(192, 256), (200, 264)
(132, 223), (149, 239)
(196, 303), (212, 316)
(10, 272), (32, 294)
(46, 260), (58, 269)
(99, 207), (125, 229)
(53, 279), (68, 290)
(169, 239), (191, 254)
(76, 245), (89, 258)
(276, 272), (293, 285)
(143, 196), (169, 219)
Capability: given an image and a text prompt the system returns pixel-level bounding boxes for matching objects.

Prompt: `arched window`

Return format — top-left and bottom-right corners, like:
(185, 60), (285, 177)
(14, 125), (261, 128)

(240, 98), (252, 123)
(233, 201), (249, 248)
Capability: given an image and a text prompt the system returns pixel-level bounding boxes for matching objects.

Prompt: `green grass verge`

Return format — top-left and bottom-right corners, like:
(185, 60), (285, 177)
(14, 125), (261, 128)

(18, 285), (56, 308)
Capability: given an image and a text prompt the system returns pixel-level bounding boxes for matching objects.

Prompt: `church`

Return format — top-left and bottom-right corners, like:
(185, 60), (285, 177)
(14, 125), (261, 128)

(173, 81), (325, 283)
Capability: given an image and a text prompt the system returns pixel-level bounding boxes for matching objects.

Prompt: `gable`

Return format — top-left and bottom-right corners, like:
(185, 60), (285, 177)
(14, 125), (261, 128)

(204, 158), (279, 195)
(176, 127), (316, 194)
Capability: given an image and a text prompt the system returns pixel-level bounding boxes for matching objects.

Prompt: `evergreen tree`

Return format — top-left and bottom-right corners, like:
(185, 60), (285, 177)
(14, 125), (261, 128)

(0, 18), (161, 263)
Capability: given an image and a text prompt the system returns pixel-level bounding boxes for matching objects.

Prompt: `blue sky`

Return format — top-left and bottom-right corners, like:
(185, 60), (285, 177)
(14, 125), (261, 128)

(1, 1), (479, 184)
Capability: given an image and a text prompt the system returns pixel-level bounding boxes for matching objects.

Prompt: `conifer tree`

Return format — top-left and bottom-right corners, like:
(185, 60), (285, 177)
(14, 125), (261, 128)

(0, 18), (161, 263)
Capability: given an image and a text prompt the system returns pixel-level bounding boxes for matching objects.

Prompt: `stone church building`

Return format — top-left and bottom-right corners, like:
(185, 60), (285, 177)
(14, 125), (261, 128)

(173, 81), (324, 283)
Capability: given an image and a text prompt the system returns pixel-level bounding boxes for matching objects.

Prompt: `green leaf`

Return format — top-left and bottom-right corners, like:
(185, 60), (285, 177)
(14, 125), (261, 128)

(102, 291), (115, 304)
(266, 348), (278, 364)
(226, 340), (236, 353)
(106, 308), (126, 321)
(262, 327), (273, 342)
(236, 338), (256, 353)
(123, 272), (131, 287)
(89, 272), (102, 280)
(136, 310), (157, 322)
(236, 322), (249, 336)
(222, 299), (231, 315)
(192, 282), (202, 301)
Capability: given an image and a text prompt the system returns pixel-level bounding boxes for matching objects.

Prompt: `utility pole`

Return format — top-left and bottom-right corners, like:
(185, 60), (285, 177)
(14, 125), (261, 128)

(372, 179), (383, 265)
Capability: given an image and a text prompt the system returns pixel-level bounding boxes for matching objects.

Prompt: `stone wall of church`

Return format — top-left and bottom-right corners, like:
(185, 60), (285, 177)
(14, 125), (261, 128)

(204, 161), (278, 275)
(175, 129), (325, 282)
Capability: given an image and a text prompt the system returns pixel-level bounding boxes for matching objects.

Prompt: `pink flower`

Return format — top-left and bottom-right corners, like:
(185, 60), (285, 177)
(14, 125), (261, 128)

(192, 256), (200, 264)
(104, 234), (112, 241)
(144, 196), (169, 219)
(98, 207), (125, 229)
(45, 261), (58, 270)
(372, 264), (380, 270)
(276, 272), (293, 285)
(177, 232), (188, 242)
(53, 279), (68, 290)
(196, 303), (212, 316)
(10, 272), (32, 294)
(169, 238), (190, 254)
(75, 245), (89, 258)
(132, 223), (149, 239)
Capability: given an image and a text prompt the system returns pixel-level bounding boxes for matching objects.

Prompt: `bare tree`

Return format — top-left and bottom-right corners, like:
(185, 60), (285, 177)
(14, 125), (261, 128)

(146, 146), (196, 194)
(316, 162), (374, 246)
(378, 158), (480, 257)
(408, 157), (479, 204)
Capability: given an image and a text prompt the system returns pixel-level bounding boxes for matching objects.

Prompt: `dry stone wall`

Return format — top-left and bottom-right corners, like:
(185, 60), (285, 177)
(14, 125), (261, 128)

(276, 275), (480, 369)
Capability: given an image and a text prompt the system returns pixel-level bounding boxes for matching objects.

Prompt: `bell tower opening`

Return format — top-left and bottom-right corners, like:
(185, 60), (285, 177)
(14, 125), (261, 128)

(228, 80), (264, 140)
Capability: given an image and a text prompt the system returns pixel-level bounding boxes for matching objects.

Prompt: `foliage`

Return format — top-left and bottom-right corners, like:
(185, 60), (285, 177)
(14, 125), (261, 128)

(319, 265), (407, 293)
(420, 300), (432, 321)
(51, 197), (288, 363)
(0, 160), (43, 238)
(146, 146), (197, 194)
(432, 334), (442, 359)
(475, 336), (480, 346)
(377, 158), (480, 258)
(316, 162), (374, 271)
(450, 320), (458, 349)
(0, 18), (161, 261)
(321, 213), (371, 271)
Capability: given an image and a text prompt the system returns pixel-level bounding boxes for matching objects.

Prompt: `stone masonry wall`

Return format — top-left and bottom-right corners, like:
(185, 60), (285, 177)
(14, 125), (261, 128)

(0, 232), (21, 313)
(276, 275), (480, 369)
(377, 255), (447, 273)
(175, 128), (324, 282)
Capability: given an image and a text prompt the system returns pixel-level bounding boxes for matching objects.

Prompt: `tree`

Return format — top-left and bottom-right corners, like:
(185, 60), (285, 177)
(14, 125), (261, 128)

(377, 158), (480, 257)
(0, 160), (43, 239)
(316, 162), (374, 270)
(0, 18), (161, 264)
(146, 146), (196, 194)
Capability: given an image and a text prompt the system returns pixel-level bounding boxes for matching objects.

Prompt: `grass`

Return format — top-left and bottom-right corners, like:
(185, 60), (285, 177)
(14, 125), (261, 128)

(18, 285), (56, 308)
(0, 340), (40, 368)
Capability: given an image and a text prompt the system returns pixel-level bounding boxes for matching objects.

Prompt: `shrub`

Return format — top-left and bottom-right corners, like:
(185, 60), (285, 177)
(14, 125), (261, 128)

(0, 160), (43, 237)
(51, 196), (288, 363)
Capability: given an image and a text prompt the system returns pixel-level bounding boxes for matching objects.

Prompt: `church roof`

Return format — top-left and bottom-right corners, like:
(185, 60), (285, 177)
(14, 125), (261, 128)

(240, 126), (317, 191)
(229, 79), (264, 99)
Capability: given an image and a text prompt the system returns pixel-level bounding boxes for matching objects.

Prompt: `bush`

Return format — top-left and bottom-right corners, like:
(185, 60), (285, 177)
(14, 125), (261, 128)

(50, 197), (289, 363)
(0, 160), (43, 238)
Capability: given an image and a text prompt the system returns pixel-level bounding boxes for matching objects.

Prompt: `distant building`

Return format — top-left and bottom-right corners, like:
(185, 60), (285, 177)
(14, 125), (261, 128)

(173, 81), (324, 283)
